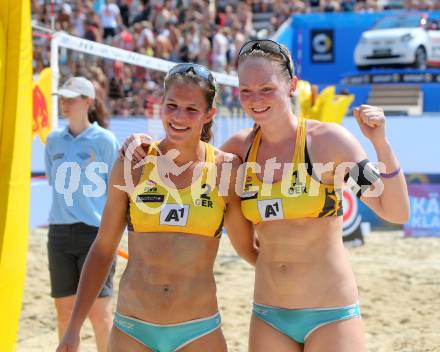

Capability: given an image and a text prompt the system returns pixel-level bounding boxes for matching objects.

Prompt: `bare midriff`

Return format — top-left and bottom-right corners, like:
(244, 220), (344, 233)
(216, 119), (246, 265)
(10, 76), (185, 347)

(254, 216), (359, 309)
(117, 231), (220, 323)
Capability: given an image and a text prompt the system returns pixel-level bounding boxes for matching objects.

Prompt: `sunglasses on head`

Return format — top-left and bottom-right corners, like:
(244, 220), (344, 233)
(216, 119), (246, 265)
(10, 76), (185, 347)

(167, 63), (216, 89)
(238, 39), (294, 78)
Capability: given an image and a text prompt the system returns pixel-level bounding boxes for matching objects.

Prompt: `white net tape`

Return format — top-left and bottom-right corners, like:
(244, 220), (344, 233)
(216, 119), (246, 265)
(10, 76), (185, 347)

(50, 32), (241, 128)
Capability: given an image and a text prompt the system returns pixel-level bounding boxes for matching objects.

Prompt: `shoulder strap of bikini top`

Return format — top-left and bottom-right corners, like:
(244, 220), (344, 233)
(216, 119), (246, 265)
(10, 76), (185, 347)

(137, 141), (160, 183)
(293, 117), (306, 164)
(204, 142), (215, 163)
(245, 127), (262, 163)
(202, 142), (217, 186)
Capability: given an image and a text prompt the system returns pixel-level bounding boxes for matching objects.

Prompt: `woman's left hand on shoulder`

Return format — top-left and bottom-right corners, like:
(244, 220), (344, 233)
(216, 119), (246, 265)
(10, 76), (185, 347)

(354, 104), (386, 144)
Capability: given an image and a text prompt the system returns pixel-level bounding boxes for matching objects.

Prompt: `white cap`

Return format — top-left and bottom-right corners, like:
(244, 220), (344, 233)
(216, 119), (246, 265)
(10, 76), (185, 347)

(56, 77), (96, 99)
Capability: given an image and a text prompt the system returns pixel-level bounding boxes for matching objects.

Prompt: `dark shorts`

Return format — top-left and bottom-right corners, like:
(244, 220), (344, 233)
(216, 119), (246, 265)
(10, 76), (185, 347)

(47, 222), (116, 299)
(103, 27), (116, 39)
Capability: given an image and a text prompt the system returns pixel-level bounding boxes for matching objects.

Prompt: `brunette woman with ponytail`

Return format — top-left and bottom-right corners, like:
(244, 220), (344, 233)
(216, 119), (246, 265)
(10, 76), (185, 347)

(88, 95), (109, 129)
(57, 65), (258, 352)
(45, 77), (119, 352)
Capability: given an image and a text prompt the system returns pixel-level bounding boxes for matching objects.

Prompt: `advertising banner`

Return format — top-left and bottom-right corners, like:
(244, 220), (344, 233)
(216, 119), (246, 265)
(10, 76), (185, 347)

(342, 189), (365, 247)
(342, 71), (440, 85)
(404, 184), (440, 237)
(311, 29), (334, 63)
(278, 12), (440, 85)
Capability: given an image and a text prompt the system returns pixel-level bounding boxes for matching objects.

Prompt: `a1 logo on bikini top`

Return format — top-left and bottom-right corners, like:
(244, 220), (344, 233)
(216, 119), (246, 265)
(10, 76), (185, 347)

(160, 204), (189, 226)
(257, 199), (284, 220)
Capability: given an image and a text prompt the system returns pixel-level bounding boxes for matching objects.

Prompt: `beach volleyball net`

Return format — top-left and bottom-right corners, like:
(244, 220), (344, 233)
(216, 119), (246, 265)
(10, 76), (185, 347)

(51, 32), (246, 123)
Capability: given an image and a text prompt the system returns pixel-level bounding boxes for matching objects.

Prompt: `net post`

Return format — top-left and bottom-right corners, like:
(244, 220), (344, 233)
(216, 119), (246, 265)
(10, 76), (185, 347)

(50, 32), (60, 129)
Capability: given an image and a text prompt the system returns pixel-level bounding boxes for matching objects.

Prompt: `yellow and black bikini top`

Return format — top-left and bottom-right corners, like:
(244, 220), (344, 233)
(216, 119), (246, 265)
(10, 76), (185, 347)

(127, 141), (226, 237)
(240, 117), (343, 225)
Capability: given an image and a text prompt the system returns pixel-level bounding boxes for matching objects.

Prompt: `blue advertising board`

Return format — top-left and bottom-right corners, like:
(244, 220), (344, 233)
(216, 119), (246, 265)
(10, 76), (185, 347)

(275, 11), (440, 112)
(404, 184), (440, 237)
(277, 12), (386, 83)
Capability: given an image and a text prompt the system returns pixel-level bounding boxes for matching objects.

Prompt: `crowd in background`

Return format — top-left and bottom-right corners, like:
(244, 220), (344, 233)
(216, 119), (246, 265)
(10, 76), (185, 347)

(32, 0), (440, 117)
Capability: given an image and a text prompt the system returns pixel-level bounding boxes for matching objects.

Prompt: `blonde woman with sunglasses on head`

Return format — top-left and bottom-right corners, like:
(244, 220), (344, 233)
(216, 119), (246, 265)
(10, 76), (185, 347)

(229, 40), (408, 352)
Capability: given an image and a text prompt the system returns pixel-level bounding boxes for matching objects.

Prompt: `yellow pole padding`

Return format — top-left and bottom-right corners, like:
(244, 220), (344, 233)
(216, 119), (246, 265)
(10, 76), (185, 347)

(0, 1), (33, 351)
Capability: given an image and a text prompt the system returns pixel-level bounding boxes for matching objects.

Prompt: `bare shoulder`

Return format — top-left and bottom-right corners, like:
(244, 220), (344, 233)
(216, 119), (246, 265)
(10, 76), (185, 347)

(307, 119), (351, 142)
(220, 127), (254, 161)
(306, 119), (366, 163)
(110, 158), (142, 193)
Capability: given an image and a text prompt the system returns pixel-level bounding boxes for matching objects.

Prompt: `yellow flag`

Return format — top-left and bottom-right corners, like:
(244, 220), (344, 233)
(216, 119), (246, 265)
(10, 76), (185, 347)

(310, 86), (354, 124)
(297, 80), (354, 124)
(0, 1), (33, 351)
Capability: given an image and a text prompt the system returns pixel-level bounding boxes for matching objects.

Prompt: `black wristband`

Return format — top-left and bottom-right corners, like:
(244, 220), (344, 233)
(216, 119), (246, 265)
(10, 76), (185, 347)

(344, 159), (380, 198)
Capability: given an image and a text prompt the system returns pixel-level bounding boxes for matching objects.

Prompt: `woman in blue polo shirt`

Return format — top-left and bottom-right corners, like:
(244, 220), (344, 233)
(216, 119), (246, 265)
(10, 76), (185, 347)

(45, 76), (119, 352)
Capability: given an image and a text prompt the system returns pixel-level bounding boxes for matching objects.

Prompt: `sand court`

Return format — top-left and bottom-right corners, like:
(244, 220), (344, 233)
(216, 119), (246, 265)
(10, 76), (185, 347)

(18, 229), (440, 352)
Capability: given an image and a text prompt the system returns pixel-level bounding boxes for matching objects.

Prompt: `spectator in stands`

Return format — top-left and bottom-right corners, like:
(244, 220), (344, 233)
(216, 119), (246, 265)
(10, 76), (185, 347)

(155, 26), (174, 60)
(251, 0), (273, 13)
(108, 62), (124, 103)
(130, 2), (151, 25)
(136, 21), (155, 54)
(99, 0), (122, 40)
(72, 5), (87, 38)
(89, 66), (108, 104)
(271, 1), (296, 32)
(93, 0), (106, 13)
(153, 0), (178, 31)
(117, 0), (130, 27)
(321, 0), (341, 12)
(223, 4), (237, 28)
(340, 0), (356, 12)
(198, 28), (213, 67)
(431, 1), (440, 10)
(84, 9), (102, 42)
(212, 26), (229, 72)
(166, 22), (184, 62)
(57, 4), (73, 32)
(237, 1), (254, 37)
